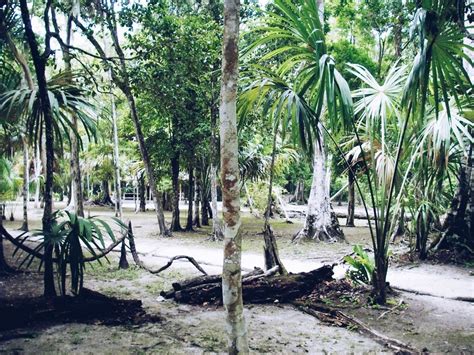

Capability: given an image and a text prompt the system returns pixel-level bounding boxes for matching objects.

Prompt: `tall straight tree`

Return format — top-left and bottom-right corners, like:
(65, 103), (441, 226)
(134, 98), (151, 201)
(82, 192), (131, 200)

(220, 0), (249, 353)
(19, 0), (56, 297)
(71, 3), (169, 235)
(52, 10), (84, 217)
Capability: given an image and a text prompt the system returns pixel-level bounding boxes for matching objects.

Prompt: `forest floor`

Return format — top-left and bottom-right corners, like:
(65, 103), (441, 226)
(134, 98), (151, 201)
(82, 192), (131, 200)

(0, 200), (473, 353)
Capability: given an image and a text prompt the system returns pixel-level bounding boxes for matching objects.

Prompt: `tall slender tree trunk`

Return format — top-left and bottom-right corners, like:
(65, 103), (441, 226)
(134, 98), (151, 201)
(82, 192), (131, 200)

(220, 0), (249, 352)
(263, 129), (286, 274)
(171, 155), (182, 231)
(201, 169), (210, 226)
(138, 173), (146, 212)
(20, 136), (29, 231)
(34, 148), (41, 208)
(293, 136), (344, 242)
(210, 164), (223, 240)
(186, 166), (194, 231)
(20, 0), (56, 297)
(194, 168), (201, 228)
(346, 170), (355, 227)
(74, 10), (168, 235)
(111, 84), (122, 218)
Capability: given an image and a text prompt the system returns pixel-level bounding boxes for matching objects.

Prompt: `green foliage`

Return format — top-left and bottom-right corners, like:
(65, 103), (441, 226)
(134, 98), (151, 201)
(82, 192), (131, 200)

(344, 245), (375, 285)
(0, 71), (98, 150)
(17, 210), (126, 295)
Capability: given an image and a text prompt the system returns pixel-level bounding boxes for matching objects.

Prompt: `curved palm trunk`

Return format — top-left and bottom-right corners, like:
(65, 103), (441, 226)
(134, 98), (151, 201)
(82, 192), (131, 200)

(293, 137), (344, 242)
(220, 0), (249, 352)
(20, 0), (56, 297)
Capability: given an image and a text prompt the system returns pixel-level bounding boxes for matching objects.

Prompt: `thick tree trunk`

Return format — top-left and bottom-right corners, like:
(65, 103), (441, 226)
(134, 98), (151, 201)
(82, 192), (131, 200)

(193, 168), (201, 228)
(20, 0), (56, 297)
(138, 173), (146, 212)
(220, 0), (249, 351)
(101, 180), (113, 205)
(346, 170), (355, 227)
(293, 138), (344, 243)
(438, 137), (473, 250)
(372, 255), (388, 304)
(186, 166), (194, 231)
(20, 136), (29, 231)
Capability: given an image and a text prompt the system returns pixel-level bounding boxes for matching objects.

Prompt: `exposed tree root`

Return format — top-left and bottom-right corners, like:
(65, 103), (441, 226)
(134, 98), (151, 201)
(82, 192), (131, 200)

(293, 301), (419, 353)
(292, 212), (345, 243)
(127, 221), (207, 276)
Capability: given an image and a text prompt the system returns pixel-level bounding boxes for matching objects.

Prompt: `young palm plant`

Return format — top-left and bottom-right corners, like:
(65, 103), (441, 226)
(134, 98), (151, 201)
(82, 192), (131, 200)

(18, 210), (125, 295)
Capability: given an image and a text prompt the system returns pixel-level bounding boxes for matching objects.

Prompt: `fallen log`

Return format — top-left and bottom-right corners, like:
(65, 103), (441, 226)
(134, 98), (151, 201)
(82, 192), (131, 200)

(163, 265), (334, 305)
(171, 267), (264, 291)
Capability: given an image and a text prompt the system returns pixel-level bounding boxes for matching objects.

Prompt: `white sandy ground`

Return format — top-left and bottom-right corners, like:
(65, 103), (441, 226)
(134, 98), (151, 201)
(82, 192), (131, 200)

(1, 200), (473, 353)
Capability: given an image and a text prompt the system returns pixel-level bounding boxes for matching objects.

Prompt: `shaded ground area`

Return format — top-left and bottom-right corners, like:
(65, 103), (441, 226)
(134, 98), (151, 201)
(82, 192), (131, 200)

(1, 201), (473, 353)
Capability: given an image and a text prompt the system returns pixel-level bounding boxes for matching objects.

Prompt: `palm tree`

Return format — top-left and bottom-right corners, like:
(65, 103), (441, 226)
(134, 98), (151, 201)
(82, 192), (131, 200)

(0, 60), (97, 299)
(244, 0), (353, 243)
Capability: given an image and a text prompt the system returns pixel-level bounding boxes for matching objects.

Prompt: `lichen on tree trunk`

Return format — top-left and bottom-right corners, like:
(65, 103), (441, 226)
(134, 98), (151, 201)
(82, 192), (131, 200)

(220, 0), (249, 352)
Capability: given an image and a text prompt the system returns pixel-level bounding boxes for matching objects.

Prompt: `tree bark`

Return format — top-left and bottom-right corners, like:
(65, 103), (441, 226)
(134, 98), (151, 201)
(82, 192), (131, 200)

(20, 0), (56, 297)
(165, 265), (333, 305)
(171, 155), (182, 231)
(438, 135), (473, 250)
(101, 180), (113, 205)
(346, 170), (355, 227)
(193, 168), (201, 228)
(293, 137), (344, 243)
(201, 180), (210, 226)
(34, 148), (41, 209)
(138, 173), (146, 212)
(111, 83), (122, 218)
(185, 166), (194, 231)
(210, 164), (223, 240)
(220, 0), (249, 351)
(20, 136), (29, 232)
